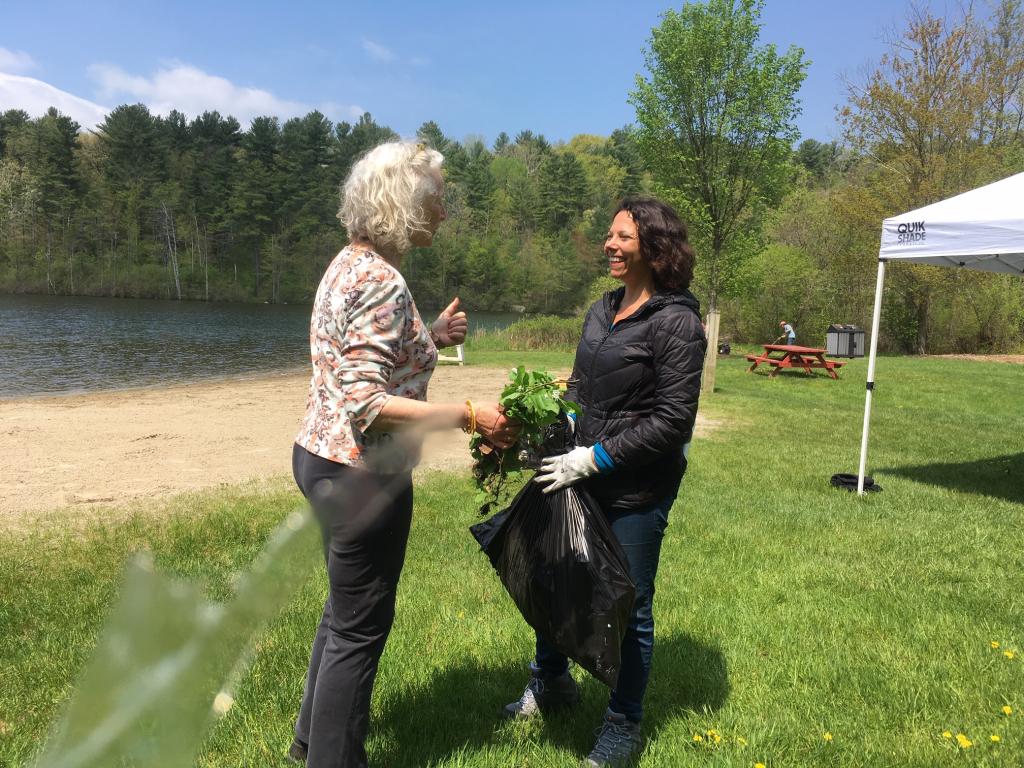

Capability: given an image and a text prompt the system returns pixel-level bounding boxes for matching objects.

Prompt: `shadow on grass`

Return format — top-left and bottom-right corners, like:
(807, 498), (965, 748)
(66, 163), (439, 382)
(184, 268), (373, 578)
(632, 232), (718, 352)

(880, 452), (1024, 504)
(371, 633), (729, 766)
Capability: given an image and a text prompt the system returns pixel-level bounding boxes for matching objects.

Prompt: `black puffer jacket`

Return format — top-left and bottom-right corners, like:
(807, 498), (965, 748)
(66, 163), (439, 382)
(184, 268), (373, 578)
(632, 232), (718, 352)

(565, 287), (706, 512)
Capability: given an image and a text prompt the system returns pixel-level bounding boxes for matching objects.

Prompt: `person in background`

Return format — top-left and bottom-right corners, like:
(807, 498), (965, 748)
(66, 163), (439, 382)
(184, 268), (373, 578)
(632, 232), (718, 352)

(289, 140), (519, 768)
(503, 197), (707, 767)
(776, 320), (796, 346)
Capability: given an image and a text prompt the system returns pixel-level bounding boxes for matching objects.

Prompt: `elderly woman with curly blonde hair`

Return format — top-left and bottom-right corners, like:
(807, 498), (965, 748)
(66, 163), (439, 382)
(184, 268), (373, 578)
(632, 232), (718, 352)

(288, 141), (518, 768)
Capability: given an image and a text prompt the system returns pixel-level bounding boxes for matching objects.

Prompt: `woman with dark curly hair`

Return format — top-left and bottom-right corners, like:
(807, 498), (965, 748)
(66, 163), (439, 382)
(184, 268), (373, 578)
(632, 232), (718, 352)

(504, 197), (707, 767)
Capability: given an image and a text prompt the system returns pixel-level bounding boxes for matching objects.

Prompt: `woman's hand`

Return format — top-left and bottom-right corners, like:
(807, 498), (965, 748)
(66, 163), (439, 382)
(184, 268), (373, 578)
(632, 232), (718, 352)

(474, 402), (520, 449)
(533, 446), (599, 493)
(431, 297), (468, 348)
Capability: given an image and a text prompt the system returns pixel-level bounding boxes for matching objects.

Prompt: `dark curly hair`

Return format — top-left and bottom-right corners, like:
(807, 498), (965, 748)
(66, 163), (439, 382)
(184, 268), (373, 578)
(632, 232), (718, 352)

(614, 197), (695, 292)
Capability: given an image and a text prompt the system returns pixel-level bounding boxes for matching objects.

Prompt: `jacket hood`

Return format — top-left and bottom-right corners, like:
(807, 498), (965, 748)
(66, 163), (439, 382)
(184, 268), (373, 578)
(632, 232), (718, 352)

(600, 286), (702, 322)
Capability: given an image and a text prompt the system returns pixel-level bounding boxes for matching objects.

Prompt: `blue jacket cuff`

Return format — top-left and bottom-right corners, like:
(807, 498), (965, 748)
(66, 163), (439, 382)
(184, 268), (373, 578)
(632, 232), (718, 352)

(592, 443), (615, 474)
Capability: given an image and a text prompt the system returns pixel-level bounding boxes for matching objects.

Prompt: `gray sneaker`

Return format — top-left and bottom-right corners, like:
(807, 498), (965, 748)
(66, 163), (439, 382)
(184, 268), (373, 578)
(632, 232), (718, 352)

(583, 709), (642, 767)
(286, 737), (307, 763)
(502, 663), (580, 719)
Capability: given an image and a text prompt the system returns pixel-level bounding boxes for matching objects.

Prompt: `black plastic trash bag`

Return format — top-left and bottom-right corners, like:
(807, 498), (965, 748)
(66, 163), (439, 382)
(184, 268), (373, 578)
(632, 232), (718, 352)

(470, 479), (635, 688)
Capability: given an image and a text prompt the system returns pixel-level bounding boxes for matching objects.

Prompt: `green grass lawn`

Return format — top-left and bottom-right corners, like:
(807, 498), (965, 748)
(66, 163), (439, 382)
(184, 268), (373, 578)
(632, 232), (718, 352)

(2, 353), (1022, 767)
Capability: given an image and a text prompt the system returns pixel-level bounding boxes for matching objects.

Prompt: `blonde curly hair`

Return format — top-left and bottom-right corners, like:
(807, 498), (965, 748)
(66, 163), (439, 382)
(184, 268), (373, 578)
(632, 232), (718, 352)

(338, 141), (445, 255)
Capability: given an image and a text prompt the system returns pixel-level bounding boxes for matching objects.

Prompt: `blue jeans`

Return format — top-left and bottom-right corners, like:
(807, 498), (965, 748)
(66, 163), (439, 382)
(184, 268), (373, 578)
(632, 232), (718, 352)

(534, 495), (673, 723)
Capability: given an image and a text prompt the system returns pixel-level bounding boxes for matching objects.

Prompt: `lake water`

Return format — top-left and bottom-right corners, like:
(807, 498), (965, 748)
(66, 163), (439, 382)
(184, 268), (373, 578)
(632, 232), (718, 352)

(0, 295), (520, 398)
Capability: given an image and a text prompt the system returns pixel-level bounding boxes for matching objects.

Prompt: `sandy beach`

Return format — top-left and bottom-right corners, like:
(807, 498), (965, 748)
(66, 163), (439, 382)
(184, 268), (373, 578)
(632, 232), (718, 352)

(0, 366), (499, 529)
(0, 364), (715, 531)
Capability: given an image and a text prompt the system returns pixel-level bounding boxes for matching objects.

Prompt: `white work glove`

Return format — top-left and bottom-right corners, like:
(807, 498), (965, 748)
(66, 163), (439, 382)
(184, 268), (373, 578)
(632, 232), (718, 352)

(534, 446), (599, 494)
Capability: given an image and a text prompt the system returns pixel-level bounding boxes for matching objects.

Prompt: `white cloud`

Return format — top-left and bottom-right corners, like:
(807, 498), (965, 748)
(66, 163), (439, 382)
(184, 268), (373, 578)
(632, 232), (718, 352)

(87, 62), (320, 126)
(0, 47), (36, 74)
(320, 101), (367, 121)
(0, 62), (364, 131)
(361, 40), (395, 63)
(0, 72), (109, 127)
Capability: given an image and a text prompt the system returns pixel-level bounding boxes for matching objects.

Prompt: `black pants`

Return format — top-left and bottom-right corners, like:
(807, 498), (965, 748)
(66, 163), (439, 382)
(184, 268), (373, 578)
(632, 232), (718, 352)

(291, 445), (414, 768)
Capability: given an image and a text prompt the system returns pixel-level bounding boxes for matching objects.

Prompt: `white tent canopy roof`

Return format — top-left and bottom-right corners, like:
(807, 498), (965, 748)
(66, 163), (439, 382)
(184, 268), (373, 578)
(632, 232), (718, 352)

(858, 170), (1024, 493)
(878, 171), (1024, 274)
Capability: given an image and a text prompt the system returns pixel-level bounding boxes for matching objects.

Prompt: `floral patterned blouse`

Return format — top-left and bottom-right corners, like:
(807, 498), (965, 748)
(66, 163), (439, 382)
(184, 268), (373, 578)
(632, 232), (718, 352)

(295, 245), (438, 473)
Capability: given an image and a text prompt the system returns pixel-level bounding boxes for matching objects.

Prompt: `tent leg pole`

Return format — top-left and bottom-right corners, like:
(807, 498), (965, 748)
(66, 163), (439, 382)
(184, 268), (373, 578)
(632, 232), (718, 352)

(858, 259), (886, 495)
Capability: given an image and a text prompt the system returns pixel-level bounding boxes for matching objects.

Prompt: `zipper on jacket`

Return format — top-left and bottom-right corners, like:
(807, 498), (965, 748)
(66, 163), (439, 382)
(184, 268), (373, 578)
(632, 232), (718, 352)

(586, 303), (649, 391)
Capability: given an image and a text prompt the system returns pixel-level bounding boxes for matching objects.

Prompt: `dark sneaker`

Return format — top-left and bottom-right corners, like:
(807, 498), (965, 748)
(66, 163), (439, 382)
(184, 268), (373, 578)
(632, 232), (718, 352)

(583, 709), (642, 767)
(286, 737), (307, 763)
(502, 663), (580, 719)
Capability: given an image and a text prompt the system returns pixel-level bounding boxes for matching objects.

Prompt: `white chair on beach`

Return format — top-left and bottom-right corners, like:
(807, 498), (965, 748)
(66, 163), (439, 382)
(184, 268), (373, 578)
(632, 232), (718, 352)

(437, 344), (465, 365)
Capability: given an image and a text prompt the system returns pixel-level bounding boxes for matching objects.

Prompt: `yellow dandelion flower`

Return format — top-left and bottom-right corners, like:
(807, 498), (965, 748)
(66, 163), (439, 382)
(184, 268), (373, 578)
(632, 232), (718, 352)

(693, 733), (703, 742)
(991, 735), (1001, 743)
(755, 763), (766, 768)
(942, 731), (952, 739)
(1004, 650), (1016, 659)
(956, 733), (973, 749)
(823, 731), (833, 742)
(992, 641), (1000, 649)
(713, 733), (722, 744)
(1002, 706), (1013, 716)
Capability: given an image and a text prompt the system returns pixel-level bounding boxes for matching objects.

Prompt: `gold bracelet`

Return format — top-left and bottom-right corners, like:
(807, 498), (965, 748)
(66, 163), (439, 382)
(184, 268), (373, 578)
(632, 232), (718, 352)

(463, 400), (476, 435)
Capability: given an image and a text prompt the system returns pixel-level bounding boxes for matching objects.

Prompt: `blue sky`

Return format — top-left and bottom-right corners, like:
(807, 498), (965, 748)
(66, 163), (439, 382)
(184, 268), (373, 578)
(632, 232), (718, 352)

(0, 0), (909, 145)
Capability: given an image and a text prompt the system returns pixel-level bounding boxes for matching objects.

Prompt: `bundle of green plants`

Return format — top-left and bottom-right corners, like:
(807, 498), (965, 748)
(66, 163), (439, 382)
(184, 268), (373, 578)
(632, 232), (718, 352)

(470, 366), (579, 514)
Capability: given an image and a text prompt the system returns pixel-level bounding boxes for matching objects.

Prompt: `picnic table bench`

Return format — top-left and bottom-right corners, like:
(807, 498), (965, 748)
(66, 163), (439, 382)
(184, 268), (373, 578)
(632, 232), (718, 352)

(746, 344), (847, 380)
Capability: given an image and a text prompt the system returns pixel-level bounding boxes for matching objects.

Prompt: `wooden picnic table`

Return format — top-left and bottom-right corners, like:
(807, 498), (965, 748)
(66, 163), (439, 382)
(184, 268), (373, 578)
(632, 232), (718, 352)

(746, 344), (847, 380)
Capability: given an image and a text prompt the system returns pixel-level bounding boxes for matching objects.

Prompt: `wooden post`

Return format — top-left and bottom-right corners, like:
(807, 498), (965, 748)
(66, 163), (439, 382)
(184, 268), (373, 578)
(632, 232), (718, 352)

(702, 309), (720, 395)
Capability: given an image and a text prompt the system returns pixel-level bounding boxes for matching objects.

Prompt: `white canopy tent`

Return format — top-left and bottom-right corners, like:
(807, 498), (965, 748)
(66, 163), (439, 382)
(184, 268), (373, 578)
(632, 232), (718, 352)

(857, 171), (1024, 494)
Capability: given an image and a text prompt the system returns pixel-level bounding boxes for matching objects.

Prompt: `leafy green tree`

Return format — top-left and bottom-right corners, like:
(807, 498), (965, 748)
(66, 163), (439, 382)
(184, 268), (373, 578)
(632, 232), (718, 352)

(96, 104), (166, 265)
(978, 0), (1024, 146)
(841, 2), (1024, 352)
(416, 120), (449, 153)
(489, 154), (536, 233)
(537, 152), (588, 233)
(0, 109), (30, 158)
(607, 127), (646, 198)
(276, 111), (337, 299)
(795, 139), (840, 184)
(441, 140), (470, 184)
(565, 135), (626, 220)
(231, 116), (283, 298)
(510, 131), (551, 177)
(335, 113), (397, 182)
(631, 0), (807, 308)
(34, 109), (83, 290)
(98, 104), (165, 189)
(0, 156), (41, 284)
(187, 111), (241, 226)
(463, 140), (495, 217)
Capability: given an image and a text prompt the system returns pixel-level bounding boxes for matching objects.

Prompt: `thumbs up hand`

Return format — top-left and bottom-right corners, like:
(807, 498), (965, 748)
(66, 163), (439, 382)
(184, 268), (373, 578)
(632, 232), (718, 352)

(431, 297), (468, 348)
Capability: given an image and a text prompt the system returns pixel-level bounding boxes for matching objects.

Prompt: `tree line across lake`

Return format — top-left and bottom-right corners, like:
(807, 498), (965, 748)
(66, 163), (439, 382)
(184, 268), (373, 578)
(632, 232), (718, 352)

(1, 0), (1023, 353)
(0, 106), (636, 316)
